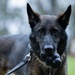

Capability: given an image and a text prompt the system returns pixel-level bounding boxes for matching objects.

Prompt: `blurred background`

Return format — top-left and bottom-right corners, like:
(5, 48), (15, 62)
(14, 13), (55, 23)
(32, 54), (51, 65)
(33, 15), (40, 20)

(0, 0), (75, 75)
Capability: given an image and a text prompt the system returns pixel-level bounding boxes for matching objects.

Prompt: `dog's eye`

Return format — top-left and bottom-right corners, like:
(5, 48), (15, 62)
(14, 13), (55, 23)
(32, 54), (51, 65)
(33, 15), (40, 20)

(38, 27), (45, 34)
(50, 27), (59, 36)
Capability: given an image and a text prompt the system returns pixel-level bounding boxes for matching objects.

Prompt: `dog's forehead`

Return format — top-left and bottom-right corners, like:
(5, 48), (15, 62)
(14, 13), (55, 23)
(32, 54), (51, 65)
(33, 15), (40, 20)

(40, 15), (58, 27)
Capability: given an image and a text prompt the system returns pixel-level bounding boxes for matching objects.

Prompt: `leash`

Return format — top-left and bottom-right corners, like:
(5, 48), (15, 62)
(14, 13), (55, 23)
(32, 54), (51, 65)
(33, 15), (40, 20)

(5, 50), (33, 75)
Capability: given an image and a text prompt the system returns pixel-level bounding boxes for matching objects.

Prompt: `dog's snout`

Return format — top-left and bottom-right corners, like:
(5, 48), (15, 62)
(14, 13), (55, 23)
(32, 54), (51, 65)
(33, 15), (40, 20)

(44, 45), (54, 55)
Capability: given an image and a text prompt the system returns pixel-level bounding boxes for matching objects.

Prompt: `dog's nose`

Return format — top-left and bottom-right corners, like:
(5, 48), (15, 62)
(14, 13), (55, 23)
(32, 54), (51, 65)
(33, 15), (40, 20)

(44, 45), (54, 55)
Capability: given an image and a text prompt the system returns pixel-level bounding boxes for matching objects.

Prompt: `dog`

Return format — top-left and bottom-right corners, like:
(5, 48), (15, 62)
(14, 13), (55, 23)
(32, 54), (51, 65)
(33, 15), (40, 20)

(0, 3), (71, 75)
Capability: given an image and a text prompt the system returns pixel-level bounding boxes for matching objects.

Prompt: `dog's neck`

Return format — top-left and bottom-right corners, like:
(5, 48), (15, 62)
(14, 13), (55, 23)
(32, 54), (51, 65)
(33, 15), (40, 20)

(27, 53), (51, 75)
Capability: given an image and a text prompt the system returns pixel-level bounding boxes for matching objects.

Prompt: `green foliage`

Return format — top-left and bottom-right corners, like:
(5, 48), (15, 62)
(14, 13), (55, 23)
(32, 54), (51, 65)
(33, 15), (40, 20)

(68, 56), (75, 75)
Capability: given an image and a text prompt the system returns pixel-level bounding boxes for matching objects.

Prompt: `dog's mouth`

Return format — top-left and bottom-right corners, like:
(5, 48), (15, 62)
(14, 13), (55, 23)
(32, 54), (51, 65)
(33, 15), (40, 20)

(40, 52), (62, 68)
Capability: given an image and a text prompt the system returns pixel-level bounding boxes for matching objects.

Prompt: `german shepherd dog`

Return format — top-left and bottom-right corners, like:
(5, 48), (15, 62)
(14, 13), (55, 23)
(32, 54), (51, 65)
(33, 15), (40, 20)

(0, 3), (71, 75)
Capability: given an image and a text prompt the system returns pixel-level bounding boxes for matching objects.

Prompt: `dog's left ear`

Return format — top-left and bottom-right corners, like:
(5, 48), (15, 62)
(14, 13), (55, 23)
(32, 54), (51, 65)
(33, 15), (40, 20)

(27, 3), (40, 29)
(57, 5), (71, 29)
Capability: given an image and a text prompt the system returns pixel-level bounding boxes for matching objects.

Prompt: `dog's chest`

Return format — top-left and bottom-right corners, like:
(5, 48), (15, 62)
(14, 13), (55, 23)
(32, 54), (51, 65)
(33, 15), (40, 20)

(27, 54), (50, 75)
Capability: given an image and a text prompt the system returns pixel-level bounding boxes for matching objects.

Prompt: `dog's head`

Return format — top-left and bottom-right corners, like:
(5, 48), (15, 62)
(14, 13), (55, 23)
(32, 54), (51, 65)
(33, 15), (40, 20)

(27, 3), (71, 68)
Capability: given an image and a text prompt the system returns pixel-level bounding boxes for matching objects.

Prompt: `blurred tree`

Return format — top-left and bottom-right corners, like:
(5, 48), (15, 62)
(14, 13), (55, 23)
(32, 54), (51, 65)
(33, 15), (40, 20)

(0, 0), (8, 34)
(0, 0), (24, 35)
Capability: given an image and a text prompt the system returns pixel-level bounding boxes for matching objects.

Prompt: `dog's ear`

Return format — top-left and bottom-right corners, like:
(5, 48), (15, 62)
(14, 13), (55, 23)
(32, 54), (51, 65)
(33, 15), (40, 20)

(57, 5), (71, 29)
(27, 3), (40, 29)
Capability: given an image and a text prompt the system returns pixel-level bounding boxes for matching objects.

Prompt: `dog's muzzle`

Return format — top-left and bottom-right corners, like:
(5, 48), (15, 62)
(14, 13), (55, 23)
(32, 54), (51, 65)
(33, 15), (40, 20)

(40, 44), (62, 68)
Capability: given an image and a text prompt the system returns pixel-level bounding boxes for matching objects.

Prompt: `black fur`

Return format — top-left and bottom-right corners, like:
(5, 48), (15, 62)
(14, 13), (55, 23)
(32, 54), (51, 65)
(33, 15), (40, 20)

(0, 3), (71, 75)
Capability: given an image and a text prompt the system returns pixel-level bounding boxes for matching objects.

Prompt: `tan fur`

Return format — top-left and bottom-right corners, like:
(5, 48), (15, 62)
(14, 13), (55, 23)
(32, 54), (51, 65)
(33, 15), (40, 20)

(27, 53), (50, 75)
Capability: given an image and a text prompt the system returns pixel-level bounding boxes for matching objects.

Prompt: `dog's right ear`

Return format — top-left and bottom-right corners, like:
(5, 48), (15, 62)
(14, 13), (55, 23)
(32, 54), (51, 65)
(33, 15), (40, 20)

(27, 3), (40, 29)
(57, 5), (71, 30)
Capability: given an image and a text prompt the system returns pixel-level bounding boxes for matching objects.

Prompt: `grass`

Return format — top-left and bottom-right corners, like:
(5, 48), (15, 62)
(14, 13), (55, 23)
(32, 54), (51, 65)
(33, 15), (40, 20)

(67, 56), (75, 75)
